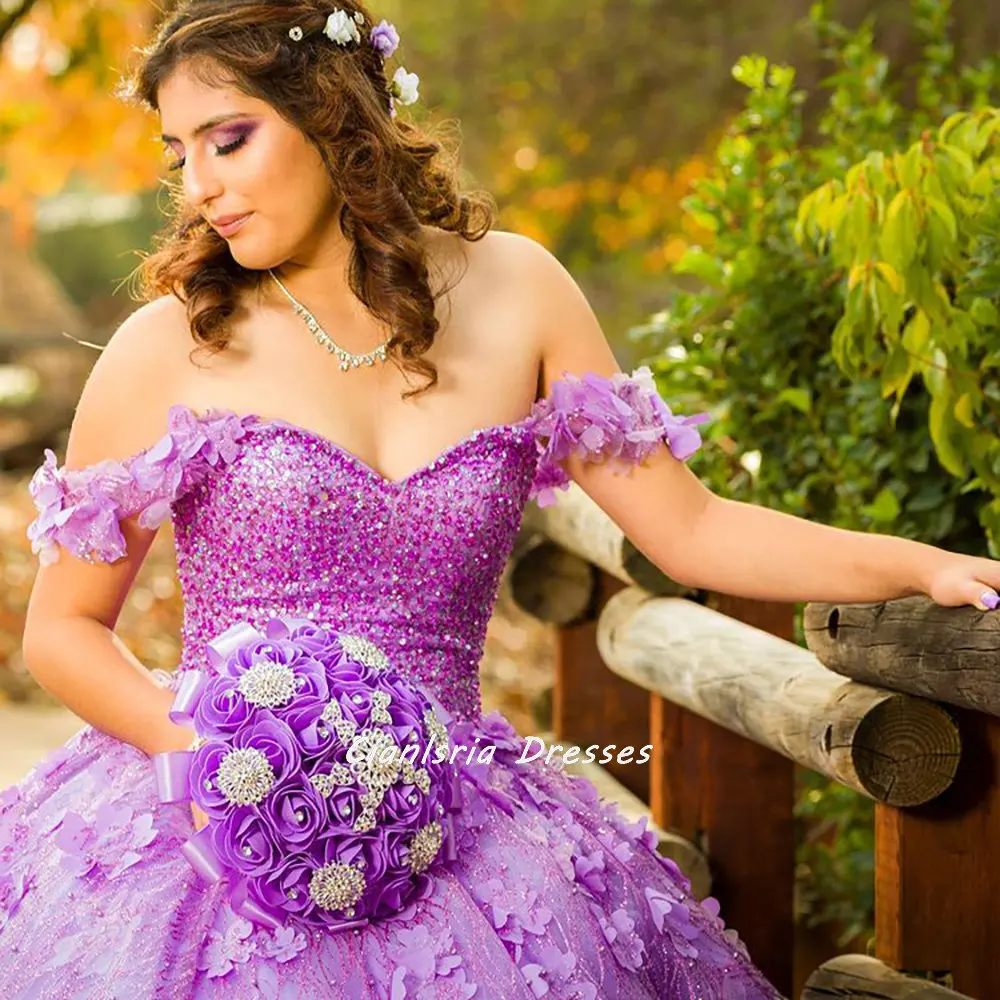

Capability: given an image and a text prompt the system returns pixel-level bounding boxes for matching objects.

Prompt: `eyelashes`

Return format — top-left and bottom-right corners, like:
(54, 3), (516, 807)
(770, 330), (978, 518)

(167, 132), (250, 173)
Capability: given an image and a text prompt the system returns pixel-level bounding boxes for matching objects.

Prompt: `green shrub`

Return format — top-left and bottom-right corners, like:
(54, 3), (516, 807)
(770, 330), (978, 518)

(631, 0), (998, 941)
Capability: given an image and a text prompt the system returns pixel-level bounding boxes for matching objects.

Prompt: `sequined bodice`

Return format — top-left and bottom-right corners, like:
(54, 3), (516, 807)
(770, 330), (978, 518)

(27, 367), (709, 725)
(173, 418), (540, 722)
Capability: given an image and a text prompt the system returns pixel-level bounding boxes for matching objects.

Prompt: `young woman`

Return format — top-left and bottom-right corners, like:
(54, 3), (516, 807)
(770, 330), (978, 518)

(3, 1), (997, 997)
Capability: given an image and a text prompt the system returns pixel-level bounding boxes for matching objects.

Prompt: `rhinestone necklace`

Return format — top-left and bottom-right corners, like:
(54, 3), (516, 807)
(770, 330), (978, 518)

(268, 269), (390, 371)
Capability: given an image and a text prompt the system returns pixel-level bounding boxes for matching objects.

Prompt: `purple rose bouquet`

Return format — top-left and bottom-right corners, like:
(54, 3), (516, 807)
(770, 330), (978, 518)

(152, 617), (461, 933)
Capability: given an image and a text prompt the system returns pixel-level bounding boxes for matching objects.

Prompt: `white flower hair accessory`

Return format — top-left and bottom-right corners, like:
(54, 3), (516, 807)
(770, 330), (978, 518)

(391, 67), (419, 107)
(323, 9), (361, 46)
(287, 8), (419, 116)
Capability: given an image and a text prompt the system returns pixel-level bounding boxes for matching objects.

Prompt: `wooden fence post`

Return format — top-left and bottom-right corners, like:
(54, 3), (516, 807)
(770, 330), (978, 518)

(552, 569), (650, 803)
(649, 594), (797, 997)
(803, 597), (1000, 996)
(875, 708), (1000, 997)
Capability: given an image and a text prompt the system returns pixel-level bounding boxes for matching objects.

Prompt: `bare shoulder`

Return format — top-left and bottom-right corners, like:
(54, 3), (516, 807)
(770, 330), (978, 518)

(426, 226), (555, 289)
(64, 294), (192, 468)
(468, 229), (619, 390)
(460, 227), (556, 276)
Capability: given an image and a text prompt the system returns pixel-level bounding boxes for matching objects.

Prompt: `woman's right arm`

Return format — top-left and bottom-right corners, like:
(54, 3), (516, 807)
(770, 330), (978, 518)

(21, 295), (196, 757)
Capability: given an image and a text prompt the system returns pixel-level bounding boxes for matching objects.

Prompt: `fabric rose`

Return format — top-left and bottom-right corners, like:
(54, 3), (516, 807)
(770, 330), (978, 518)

(369, 19), (399, 58)
(323, 10), (360, 46)
(153, 617), (463, 934)
(391, 67), (420, 106)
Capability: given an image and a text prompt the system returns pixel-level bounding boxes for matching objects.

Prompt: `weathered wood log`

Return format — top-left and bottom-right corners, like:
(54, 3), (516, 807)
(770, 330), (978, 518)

(874, 708), (1000, 998)
(597, 590), (961, 806)
(652, 592), (797, 998)
(522, 482), (690, 596)
(509, 537), (597, 625)
(803, 954), (973, 998)
(534, 729), (712, 899)
(804, 596), (1000, 718)
(554, 573), (650, 801)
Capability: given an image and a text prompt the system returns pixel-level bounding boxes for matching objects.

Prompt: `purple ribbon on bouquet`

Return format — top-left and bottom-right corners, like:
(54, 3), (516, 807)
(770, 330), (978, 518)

(151, 618), (463, 933)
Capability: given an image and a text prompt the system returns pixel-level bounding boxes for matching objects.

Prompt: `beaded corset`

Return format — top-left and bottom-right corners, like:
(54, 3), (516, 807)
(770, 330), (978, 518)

(26, 367), (708, 724)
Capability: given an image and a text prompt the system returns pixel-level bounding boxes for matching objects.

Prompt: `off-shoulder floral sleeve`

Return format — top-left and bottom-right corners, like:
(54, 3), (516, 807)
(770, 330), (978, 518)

(26, 405), (253, 566)
(526, 365), (711, 508)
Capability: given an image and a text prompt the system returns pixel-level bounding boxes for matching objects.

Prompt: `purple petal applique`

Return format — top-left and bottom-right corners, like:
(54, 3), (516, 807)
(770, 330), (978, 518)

(255, 924), (309, 963)
(520, 962), (549, 997)
(25, 407), (252, 564)
(0, 868), (30, 930)
(597, 829), (633, 865)
(594, 905), (646, 972)
(197, 912), (257, 979)
(572, 849), (607, 897)
(527, 366), (711, 506)
(386, 919), (473, 997)
(255, 962), (280, 999)
(52, 804), (158, 881)
(645, 887), (674, 933)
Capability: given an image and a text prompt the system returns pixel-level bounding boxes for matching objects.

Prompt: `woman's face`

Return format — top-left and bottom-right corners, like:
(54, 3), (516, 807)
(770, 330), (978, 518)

(157, 60), (342, 270)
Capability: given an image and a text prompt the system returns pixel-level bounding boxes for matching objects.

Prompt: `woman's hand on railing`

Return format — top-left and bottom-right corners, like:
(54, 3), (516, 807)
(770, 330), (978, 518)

(924, 553), (1000, 611)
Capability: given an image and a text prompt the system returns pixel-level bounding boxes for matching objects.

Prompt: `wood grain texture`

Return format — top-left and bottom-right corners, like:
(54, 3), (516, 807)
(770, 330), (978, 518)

(598, 590), (961, 806)
(648, 594), (796, 996)
(803, 954), (974, 998)
(509, 538), (597, 625)
(875, 709), (1000, 998)
(553, 572), (651, 802)
(803, 596), (1000, 717)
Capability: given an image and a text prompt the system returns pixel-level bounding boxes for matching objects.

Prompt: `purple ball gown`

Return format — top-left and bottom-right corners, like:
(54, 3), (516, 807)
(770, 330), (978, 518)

(1, 367), (782, 999)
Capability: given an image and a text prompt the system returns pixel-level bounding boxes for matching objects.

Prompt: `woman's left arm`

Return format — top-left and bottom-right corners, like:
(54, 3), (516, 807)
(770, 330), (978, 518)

(518, 233), (1000, 613)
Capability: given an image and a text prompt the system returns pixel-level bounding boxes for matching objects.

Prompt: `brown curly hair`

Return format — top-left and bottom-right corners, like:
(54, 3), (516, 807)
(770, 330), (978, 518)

(118, 0), (497, 398)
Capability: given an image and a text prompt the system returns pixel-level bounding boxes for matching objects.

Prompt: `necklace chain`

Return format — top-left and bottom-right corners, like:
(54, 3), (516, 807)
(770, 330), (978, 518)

(268, 269), (390, 372)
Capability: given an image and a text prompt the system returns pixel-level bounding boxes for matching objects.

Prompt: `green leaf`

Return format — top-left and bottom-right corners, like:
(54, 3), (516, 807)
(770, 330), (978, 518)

(873, 275), (904, 341)
(880, 191), (919, 272)
(929, 385), (968, 477)
(969, 297), (1000, 328)
(860, 486), (901, 523)
(903, 309), (932, 354)
(880, 341), (914, 399)
(732, 55), (768, 92)
(922, 346), (950, 396)
(954, 392), (976, 429)
(969, 165), (995, 198)
(897, 144), (925, 188)
(777, 387), (812, 414)
(874, 261), (903, 294)
(939, 110), (968, 144)
(673, 246), (724, 284)
(925, 198), (958, 243)
(939, 144), (975, 183)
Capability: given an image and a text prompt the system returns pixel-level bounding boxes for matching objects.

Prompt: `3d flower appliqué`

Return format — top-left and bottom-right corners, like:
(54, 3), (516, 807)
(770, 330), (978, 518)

(54, 803), (157, 880)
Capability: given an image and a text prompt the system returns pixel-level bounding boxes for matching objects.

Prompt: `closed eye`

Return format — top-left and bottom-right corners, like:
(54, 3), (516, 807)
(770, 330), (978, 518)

(167, 133), (249, 173)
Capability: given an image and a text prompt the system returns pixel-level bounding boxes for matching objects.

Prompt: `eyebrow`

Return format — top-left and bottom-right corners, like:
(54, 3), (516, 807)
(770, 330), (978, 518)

(159, 112), (251, 143)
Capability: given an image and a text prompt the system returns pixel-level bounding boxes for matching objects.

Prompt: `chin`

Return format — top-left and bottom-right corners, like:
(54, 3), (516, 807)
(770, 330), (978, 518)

(227, 244), (274, 272)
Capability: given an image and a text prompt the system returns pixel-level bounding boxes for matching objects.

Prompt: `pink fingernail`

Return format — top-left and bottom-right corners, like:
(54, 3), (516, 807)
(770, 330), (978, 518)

(983, 591), (999, 610)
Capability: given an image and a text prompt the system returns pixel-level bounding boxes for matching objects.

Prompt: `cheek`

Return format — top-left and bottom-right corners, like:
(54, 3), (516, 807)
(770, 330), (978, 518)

(253, 139), (335, 219)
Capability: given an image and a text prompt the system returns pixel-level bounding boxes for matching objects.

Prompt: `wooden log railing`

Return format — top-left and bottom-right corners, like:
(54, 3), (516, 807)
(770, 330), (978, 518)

(512, 484), (998, 1000)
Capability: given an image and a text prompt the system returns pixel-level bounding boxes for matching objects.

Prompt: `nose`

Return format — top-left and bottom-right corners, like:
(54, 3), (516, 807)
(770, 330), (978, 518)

(182, 151), (224, 209)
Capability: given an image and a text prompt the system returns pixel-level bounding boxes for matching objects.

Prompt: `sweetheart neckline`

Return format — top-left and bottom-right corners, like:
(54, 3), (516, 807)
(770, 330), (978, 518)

(180, 403), (539, 488)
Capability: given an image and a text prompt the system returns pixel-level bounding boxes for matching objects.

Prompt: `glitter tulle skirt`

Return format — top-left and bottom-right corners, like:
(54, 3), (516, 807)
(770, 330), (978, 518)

(0, 686), (781, 999)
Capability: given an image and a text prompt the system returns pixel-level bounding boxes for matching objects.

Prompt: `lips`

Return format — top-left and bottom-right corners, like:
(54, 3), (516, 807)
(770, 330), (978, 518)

(211, 213), (253, 237)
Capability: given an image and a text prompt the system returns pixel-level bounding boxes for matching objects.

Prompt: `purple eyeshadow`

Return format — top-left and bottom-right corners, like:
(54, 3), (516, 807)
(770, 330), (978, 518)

(214, 122), (258, 146)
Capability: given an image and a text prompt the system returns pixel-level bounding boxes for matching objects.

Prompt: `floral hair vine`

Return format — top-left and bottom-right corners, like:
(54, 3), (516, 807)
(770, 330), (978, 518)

(287, 9), (419, 119)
